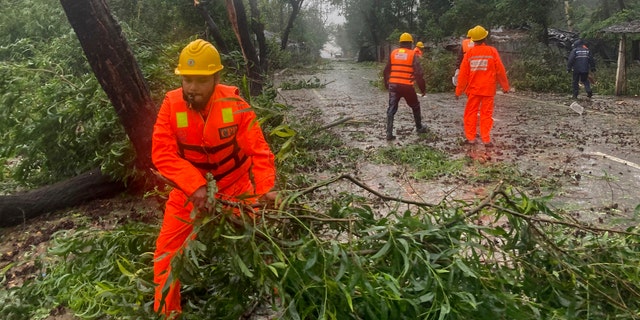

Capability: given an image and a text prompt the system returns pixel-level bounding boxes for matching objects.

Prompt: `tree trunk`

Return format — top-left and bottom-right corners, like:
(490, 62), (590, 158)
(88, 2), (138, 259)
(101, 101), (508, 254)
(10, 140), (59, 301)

(248, 0), (269, 73)
(0, 168), (125, 227)
(280, 0), (304, 51)
(225, 0), (264, 96)
(0, 0), (160, 227)
(615, 35), (627, 96)
(60, 0), (157, 174)
(195, 0), (230, 54)
(564, 1), (573, 31)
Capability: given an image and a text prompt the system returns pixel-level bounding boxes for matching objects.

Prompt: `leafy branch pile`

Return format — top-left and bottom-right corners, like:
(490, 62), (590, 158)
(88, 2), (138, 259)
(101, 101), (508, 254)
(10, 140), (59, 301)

(2, 178), (639, 319)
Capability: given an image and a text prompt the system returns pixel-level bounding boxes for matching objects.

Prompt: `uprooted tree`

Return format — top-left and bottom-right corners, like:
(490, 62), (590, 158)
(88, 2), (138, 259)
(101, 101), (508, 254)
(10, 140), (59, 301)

(0, 0), (320, 228)
(0, 0), (156, 228)
(0, 0), (284, 227)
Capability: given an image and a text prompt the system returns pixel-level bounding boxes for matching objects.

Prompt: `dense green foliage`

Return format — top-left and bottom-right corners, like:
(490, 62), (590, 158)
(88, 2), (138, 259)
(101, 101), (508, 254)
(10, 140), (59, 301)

(419, 48), (459, 93)
(2, 161), (640, 319)
(0, 1), (124, 187)
(2, 1), (640, 319)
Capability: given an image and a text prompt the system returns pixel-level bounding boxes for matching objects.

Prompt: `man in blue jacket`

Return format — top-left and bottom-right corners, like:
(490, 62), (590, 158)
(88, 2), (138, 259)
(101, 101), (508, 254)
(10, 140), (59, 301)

(567, 39), (596, 99)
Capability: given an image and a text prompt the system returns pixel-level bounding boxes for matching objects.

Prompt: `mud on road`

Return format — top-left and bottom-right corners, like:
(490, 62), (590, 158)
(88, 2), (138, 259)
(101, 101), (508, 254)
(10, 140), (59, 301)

(274, 60), (640, 226)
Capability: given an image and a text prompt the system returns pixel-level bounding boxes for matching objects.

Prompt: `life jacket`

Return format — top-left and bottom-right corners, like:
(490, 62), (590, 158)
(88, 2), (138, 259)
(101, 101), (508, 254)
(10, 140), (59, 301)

(160, 85), (251, 187)
(462, 38), (474, 54)
(388, 48), (416, 85)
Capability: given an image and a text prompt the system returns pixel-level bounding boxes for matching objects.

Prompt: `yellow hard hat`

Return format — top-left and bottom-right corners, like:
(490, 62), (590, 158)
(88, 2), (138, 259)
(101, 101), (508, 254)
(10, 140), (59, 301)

(416, 41), (424, 48)
(175, 39), (224, 76)
(468, 25), (488, 42)
(466, 28), (473, 38)
(399, 32), (413, 43)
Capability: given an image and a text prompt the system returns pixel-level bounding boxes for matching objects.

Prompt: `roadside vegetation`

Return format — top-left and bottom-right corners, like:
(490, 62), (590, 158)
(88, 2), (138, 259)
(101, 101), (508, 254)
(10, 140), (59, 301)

(2, 0), (640, 319)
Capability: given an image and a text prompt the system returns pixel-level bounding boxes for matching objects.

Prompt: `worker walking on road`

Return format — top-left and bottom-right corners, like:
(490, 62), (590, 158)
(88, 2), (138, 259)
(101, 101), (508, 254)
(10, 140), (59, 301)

(455, 25), (510, 148)
(151, 39), (277, 318)
(452, 29), (474, 86)
(414, 41), (425, 58)
(567, 39), (595, 99)
(383, 32), (428, 141)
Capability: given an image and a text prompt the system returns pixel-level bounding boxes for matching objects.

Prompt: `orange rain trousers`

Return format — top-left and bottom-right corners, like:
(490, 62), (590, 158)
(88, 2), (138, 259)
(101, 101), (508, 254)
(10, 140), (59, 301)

(463, 94), (494, 143)
(153, 173), (254, 316)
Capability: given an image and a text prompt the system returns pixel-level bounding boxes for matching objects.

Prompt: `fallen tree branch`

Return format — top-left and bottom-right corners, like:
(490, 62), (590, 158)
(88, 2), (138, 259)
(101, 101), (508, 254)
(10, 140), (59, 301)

(489, 203), (640, 236)
(312, 116), (354, 133)
(291, 174), (437, 208)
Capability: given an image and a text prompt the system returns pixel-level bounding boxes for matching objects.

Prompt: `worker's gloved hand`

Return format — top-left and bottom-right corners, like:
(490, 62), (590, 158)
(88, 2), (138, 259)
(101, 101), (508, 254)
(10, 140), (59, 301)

(189, 186), (208, 210)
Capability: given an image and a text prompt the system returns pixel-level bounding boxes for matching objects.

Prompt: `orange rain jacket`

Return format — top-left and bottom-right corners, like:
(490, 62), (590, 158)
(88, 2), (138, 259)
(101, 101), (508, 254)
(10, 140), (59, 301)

(461, 38), (474, 54)
(455, 42), (510, 97)
(456, 38), (474, 67)
(151, 84), (276, 315)
(413, 47), (423, 58)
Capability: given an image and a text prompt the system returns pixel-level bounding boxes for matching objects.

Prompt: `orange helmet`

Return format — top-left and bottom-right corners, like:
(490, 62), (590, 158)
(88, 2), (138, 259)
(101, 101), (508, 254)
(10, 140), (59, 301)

(175, 39), (223, 76)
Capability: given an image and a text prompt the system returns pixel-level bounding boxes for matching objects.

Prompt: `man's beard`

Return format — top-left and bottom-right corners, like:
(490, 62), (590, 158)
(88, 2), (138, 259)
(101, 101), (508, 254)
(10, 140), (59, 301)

(183, 92), (207, 111)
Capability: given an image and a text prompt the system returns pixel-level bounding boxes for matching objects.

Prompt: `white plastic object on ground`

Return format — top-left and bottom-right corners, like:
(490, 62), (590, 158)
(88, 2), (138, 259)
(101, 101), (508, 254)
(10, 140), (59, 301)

(569, 101), (584, 115)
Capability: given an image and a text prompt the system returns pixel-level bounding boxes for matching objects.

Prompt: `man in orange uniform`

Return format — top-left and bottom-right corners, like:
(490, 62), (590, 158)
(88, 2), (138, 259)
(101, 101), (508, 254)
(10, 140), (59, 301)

(452, 29), (474, 86)
(383, 32), (428, 141)
(151, 39), (277, 317)
(455, 25), (510, 148)
(414, 41), (425, 58)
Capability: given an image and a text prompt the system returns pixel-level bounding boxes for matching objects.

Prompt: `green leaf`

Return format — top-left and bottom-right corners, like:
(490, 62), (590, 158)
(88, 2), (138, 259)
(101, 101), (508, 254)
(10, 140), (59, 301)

(340, 284), (354, 312)
(454, 258), (478, 278)
(419, 292), (435, 303)
(438, 302), (451, 320)
(267, 265), (279, 277)
(304, 250), (318, 271)
(221, 234), (248, 240)
(271, 125), (296, 138)
(234, 255), (254, 278)
(370, 241), (391, 260)
(116, 259), (134, 278)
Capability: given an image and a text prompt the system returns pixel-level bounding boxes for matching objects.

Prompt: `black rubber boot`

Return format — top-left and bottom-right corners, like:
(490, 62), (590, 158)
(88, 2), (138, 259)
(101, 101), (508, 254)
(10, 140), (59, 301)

(386, 116), (395, 140)
(412, 109), (427, 133)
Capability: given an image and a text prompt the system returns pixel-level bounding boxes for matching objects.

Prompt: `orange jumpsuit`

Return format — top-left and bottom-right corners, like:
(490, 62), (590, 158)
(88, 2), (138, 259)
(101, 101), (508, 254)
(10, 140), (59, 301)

(151, 84), (276, 315)
(455, 43), (509, 144)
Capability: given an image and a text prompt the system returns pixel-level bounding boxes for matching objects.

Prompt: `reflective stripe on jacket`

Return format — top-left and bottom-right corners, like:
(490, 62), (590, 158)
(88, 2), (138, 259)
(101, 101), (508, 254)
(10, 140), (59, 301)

(455, 43), (510, 97)
(388, 48), (416, 85)
(152, 84), (276, 197)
